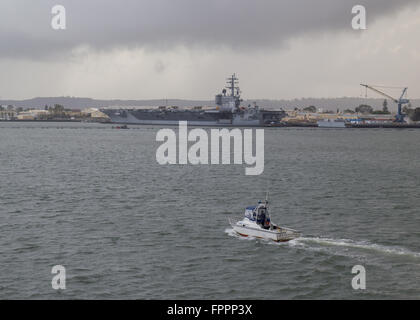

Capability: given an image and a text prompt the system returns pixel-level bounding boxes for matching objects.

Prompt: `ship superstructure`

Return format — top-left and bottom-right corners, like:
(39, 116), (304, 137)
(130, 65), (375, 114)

(101, 74), (286, 126)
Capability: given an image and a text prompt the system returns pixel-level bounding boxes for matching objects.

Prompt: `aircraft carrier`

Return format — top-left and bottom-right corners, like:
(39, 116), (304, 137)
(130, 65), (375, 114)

(101, 74), (286, 126)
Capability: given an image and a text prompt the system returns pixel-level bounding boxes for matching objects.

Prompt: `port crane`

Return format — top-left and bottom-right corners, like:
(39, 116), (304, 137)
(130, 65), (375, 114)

(360, 84), (409, 122)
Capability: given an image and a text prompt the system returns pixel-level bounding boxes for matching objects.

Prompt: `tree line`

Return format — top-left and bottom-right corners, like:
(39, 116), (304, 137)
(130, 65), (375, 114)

(301, 99), (420, 121)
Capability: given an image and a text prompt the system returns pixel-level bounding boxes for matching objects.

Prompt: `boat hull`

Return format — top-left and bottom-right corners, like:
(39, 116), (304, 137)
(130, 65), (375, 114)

(230, 219), (300, 242)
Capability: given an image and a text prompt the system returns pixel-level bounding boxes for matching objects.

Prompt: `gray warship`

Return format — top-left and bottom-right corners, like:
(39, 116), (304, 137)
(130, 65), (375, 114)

(101, 74), (286, 126)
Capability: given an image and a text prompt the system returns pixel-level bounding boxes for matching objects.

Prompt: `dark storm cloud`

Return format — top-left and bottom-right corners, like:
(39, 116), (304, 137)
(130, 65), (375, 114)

(0, 0), (419, 59)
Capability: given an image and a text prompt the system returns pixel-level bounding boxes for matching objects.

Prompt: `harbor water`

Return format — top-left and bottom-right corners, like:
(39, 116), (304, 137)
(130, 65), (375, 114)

(0, 122), (419, 299)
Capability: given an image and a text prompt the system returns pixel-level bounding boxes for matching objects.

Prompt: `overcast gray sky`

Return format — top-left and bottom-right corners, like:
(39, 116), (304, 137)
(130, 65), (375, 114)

(1, 0), (419, 100)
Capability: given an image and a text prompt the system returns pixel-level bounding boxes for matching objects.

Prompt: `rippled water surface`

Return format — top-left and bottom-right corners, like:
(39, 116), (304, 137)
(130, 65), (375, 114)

(1, 122), (419, 299)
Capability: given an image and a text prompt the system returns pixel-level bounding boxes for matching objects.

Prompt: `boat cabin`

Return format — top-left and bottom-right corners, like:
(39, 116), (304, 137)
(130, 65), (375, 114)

(244, 201), (271, 229)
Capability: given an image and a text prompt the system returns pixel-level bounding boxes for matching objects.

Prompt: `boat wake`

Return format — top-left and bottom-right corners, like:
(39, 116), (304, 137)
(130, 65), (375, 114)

(291, 237), (420, 259)
(225, 228), (420, 259)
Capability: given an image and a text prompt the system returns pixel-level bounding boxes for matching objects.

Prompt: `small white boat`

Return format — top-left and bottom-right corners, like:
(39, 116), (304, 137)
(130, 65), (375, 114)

(230, 196), (301, 242)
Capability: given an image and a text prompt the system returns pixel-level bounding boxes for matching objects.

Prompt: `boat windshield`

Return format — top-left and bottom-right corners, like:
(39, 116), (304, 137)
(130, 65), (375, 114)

(244, 206), (256, 220)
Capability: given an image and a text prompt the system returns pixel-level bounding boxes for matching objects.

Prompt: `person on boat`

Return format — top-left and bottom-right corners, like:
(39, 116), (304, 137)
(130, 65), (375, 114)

(256, 207), (266, 227)
(260, 211), (266, 227)
(263, 215), (271, 229)
(255, 201), (271, 229)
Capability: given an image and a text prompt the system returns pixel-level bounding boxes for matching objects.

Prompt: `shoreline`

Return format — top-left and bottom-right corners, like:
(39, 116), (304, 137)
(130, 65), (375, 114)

(2, 119), (420, 129)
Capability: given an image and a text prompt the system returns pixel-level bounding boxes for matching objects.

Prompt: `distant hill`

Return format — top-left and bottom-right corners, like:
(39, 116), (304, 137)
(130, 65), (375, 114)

(1, 96), (418, 112)
(0, 97), (213, 109)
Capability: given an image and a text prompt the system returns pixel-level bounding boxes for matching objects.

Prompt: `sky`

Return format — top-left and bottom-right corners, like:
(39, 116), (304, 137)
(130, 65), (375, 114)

(0, 0), (419, 100)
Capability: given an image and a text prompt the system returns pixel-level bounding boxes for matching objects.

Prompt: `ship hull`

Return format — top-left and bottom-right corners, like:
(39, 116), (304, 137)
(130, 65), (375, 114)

(101, 108), (285, 127)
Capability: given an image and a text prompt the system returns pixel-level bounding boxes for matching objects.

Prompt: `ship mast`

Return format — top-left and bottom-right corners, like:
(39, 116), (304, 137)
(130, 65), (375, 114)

(226, 74), (240, 97)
